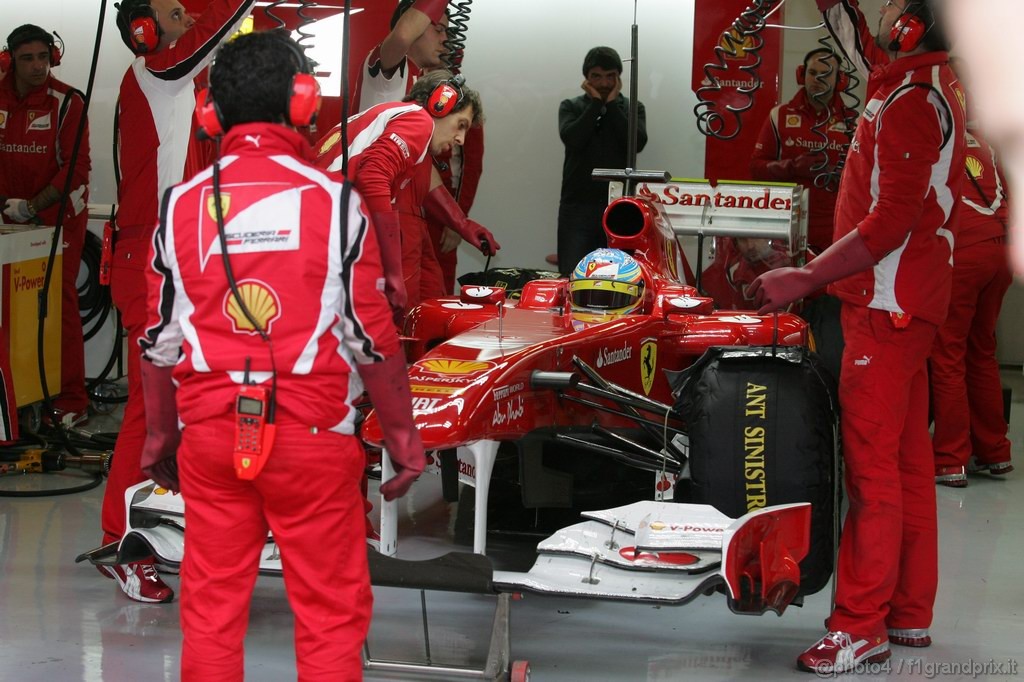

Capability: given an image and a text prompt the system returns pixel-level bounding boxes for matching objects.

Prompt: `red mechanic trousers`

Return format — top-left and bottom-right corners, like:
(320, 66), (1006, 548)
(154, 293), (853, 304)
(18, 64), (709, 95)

(398, 214), (444, 311)
(179, 419), (371, 682)
(828, 305), (938, 637)
(930, 237), (1013, 469)
(101, 228), (151, 544)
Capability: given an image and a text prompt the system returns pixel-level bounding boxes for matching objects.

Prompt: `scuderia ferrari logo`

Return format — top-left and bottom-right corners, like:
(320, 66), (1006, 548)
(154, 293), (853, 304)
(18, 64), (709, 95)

(640, 339), (657, 395)
(0, 110), (7, 129)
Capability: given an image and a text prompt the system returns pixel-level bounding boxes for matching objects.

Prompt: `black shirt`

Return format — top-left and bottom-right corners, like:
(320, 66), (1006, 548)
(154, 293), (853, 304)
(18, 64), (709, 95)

(558, 93), (648, 204)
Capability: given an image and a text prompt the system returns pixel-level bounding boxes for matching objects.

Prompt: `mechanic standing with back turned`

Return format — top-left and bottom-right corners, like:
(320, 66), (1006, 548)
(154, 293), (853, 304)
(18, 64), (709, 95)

(137, 29), (424, 680)
(748, 0), (965, 673)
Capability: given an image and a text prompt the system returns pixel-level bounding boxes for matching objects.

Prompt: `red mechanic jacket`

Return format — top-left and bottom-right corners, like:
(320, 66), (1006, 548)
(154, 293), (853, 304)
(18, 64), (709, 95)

(958, 130), (1008, 249)
(314, 102), (433, 215)
(750, 89), (856, 252)
(115, 0), (256, 230)
(0, 71), (90, 225)
(819, 0), (966, 326)
(140, 124), (400, 433)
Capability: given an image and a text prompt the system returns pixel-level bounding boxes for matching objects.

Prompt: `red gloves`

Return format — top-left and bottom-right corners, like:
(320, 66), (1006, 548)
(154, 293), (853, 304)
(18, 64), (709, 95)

(139, 360), (181, 492)
(423, 186), (500, 256)
(359, 353), (426, 501)
(748, 229), (876, 314)
(764, 154), (821, 182)
(413, 0), (449, 24)
(371, 211), (408, 323)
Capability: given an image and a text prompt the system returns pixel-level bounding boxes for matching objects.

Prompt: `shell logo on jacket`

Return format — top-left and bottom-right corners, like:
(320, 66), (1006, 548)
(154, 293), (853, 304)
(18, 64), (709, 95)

(223, 280), (281, 334)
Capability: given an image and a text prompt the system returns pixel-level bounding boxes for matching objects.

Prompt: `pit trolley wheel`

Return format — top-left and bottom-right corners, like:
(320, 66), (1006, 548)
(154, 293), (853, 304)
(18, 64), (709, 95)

(510, 660), (531, 682)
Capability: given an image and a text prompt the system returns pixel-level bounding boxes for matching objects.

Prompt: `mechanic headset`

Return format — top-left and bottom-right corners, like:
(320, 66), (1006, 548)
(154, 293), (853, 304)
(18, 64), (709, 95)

(796, 54), (849, 93)
(0, 26), (62, 73)
(888, 1), (930, 52)
(426, 74), (465, 118)
(115, 2), (164, 55)
(196, 41), (321, 138)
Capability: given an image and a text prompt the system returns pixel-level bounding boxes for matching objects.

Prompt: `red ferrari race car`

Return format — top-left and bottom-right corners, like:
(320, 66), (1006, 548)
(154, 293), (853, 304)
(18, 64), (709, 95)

(80, 179), (838, 622)
(361, 183), (839, 614)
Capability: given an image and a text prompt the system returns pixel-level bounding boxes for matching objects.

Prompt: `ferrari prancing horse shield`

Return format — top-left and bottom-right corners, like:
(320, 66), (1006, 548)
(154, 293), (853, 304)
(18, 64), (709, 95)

(641, 340), (657, 395)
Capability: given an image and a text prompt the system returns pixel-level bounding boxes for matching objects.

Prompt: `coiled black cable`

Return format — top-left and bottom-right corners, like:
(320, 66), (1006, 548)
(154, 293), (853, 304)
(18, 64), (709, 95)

(442, 0), (472, 73)
(806, 38), (857, 193)
(693, 0), (780, 140)
(263, 1), (288, 29)
(79, 230), (113, 342)
(828, 66), (860, 189)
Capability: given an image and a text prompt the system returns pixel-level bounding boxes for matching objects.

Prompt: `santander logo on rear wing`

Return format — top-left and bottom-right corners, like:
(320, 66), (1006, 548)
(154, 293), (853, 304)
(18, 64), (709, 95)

(609, 178), (808, 255)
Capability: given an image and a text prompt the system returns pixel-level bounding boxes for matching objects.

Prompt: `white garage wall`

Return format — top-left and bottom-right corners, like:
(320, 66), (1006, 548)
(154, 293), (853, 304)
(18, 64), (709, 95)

(456, 0), (705, 273)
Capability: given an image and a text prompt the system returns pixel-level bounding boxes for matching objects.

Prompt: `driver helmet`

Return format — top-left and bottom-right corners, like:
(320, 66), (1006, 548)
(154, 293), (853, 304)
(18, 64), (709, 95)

(569, 248), (646, 324)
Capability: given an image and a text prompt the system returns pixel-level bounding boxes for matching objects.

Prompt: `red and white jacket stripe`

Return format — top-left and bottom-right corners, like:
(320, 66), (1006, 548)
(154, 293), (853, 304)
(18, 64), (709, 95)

(352, 42), (418, 113)
(115, 0), (256, 230)
(819, 0), (967, 325)
(140, 124), (400, 434)
(315, 101), (433, 214)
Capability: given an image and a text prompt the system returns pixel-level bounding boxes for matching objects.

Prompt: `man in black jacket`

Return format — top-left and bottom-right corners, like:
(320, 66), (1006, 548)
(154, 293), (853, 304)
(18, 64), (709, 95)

(557, 46), (647, 274)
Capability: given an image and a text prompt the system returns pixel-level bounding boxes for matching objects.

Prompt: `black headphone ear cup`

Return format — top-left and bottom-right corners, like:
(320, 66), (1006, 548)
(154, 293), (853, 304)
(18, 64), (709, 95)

(287, 73), (321, 127)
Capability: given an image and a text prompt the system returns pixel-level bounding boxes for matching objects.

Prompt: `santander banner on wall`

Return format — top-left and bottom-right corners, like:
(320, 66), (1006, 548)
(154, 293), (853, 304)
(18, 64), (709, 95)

(691, 2), (783, 184)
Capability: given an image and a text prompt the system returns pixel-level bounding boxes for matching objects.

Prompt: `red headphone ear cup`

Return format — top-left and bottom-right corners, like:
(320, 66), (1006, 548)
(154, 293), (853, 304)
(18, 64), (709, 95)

(889, 14), (925, 52)
(288, 73), (321, 127)
(194, 88), (224, 138)
(0, 50), (10, 73)
(130, 16), (160, 53)
(796, 65), (805, 88)
(427, 82), (460, 118)
(50, 44), (61, 67)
